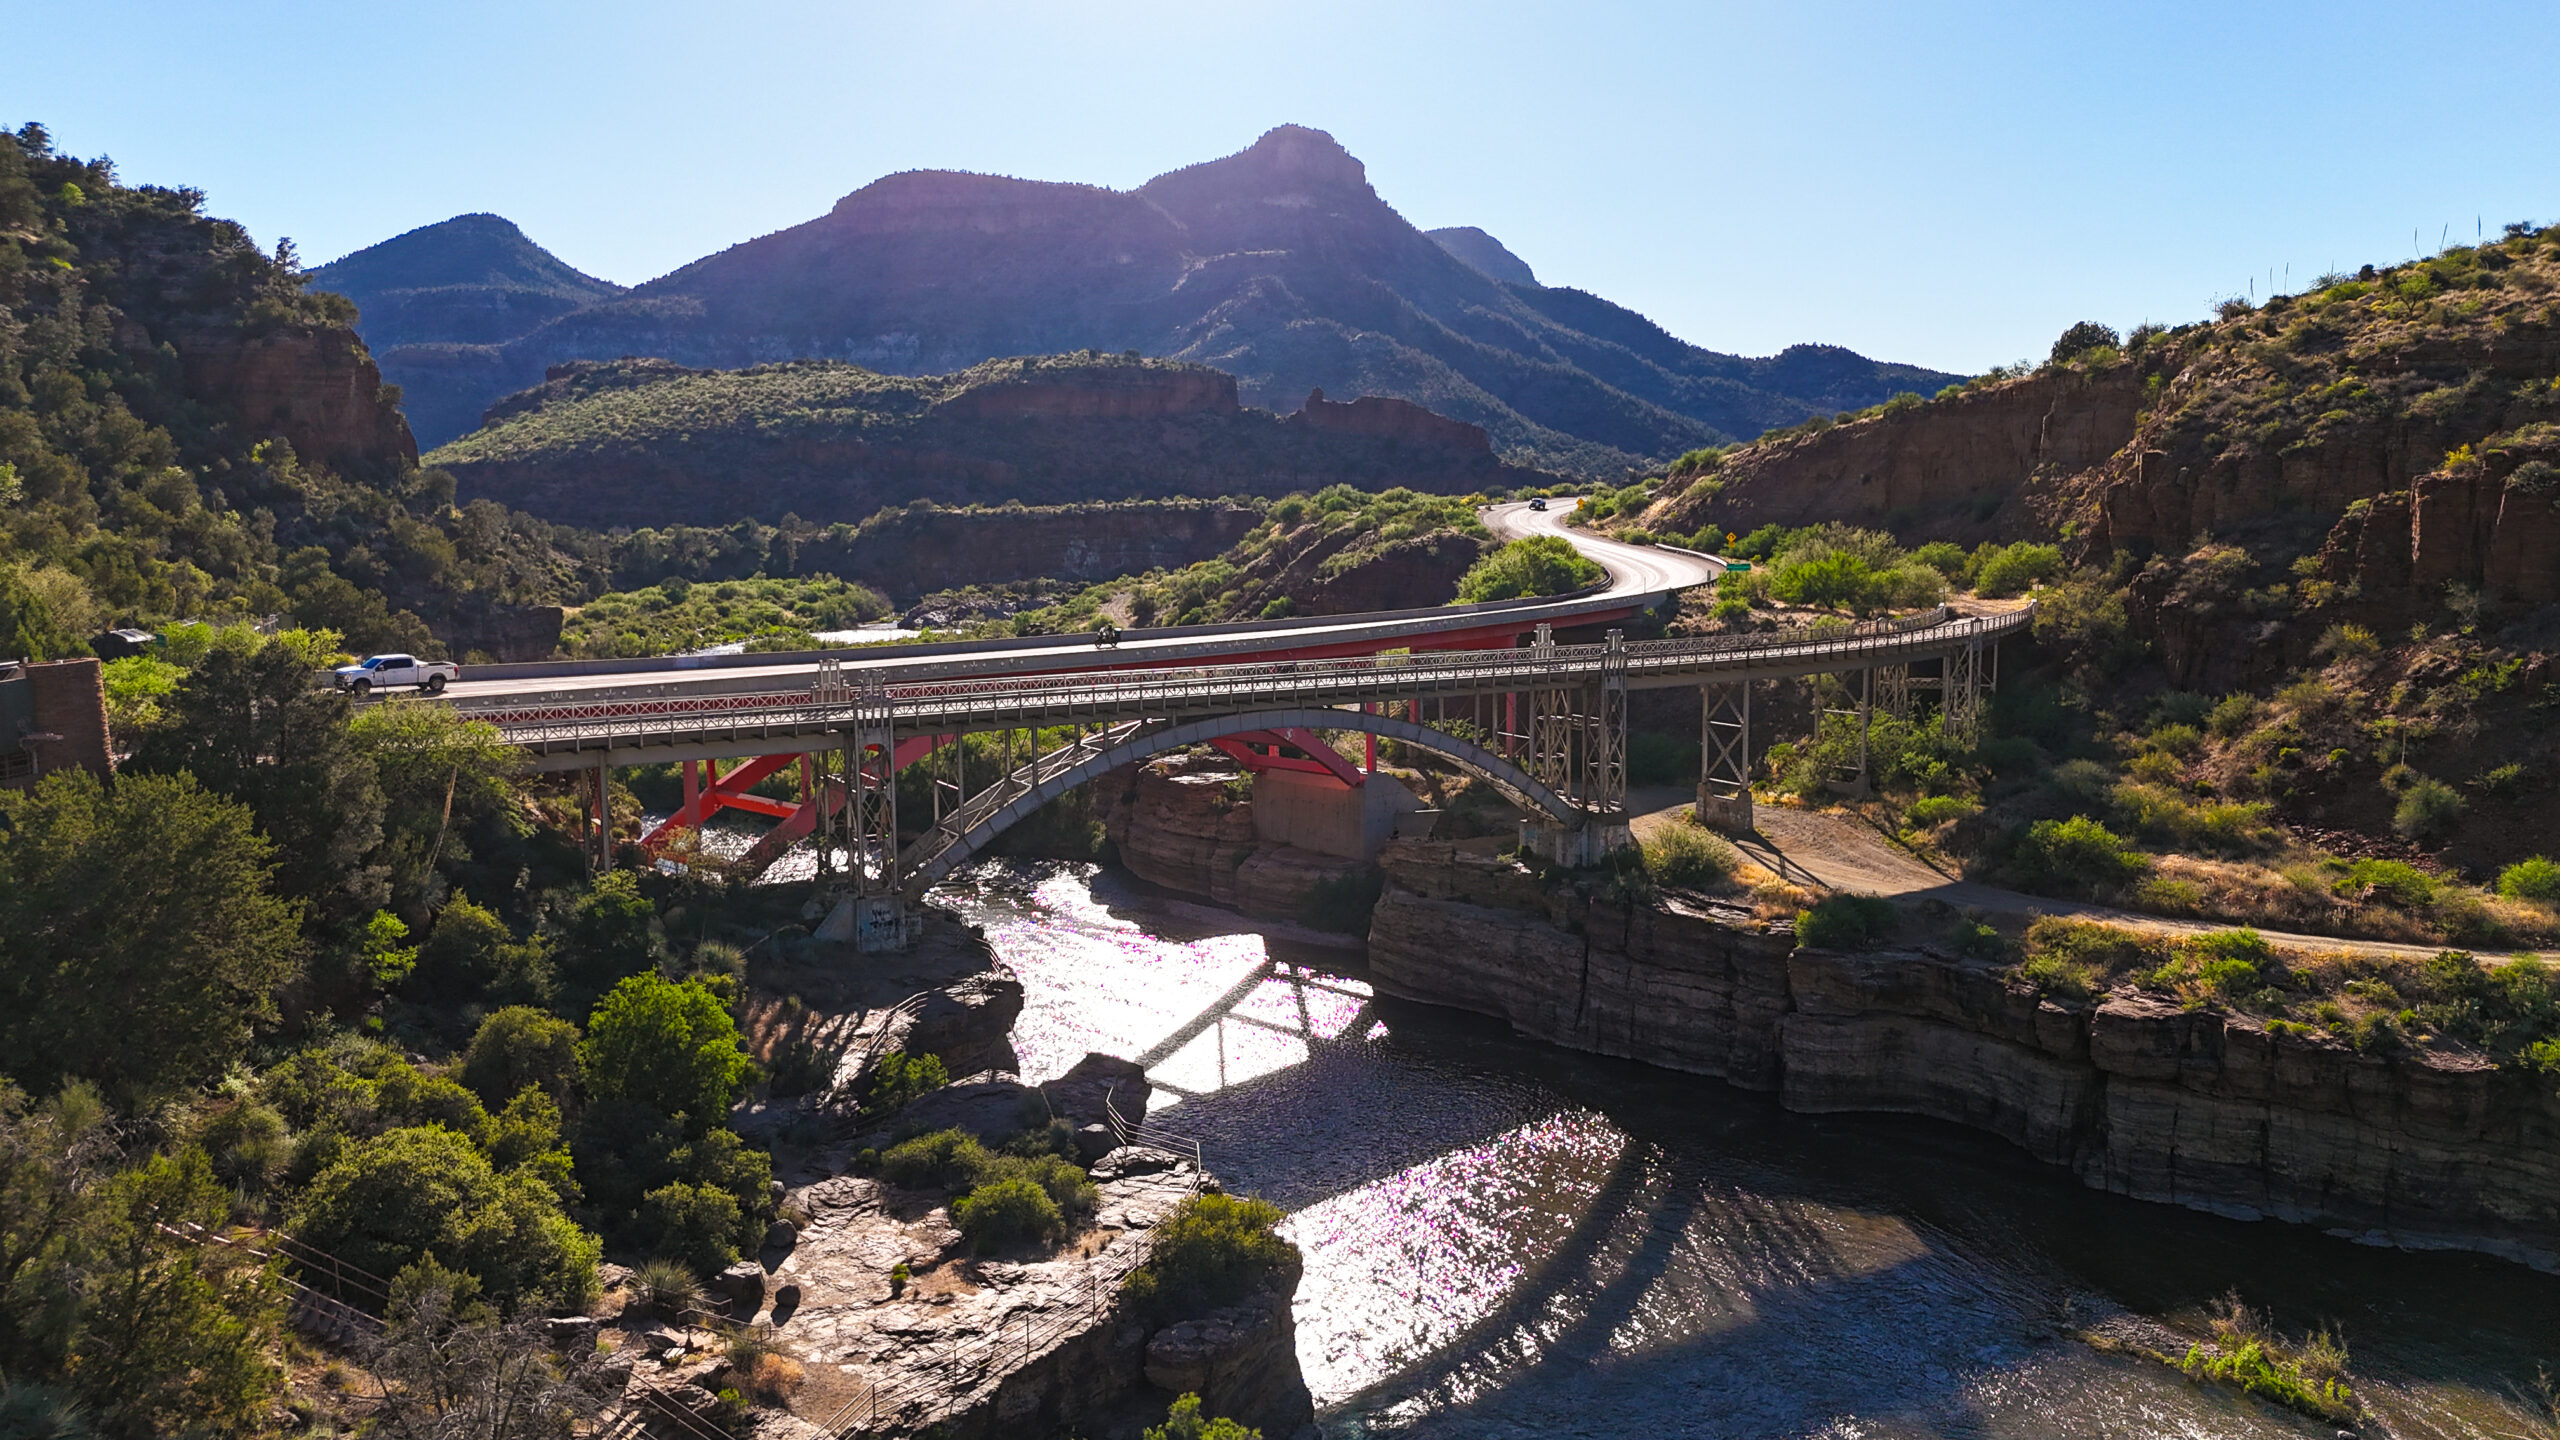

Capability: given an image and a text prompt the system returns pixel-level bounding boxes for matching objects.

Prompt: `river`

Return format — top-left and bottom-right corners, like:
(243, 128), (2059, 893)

(925, 858), (2560, 1440)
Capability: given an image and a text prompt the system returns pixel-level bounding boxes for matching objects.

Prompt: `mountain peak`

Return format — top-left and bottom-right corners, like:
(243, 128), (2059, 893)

(1139, 123), (1373, 206)
(310, 213), (620, 301)
(1232, 124), (1367, 187)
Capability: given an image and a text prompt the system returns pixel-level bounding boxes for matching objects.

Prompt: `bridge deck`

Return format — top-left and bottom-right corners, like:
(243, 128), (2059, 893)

(491, 606), (2032, 772)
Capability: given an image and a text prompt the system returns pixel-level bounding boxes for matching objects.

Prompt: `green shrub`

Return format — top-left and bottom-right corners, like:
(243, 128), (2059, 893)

(1121, 1193), (1295, 1321)
(1794, 894), (1898, 950)
(580, 974), (756, 1124)
(2392, 777), (2467, 842)
(2206, 694), (2261, 738)
(2050, 320), (2120, 365)
(459, 1007), (582, 1110)
(631, 1257), (704, 1317)
(2498, 856), (2560, 905)
(878, 1129), (992, 1190)
(639, 1181), (746, 1274)
(2333, 859), (2437, 908)
(1972, 543), (2064, 598)
(2167, 930), (2272, 999)
(1906, 795), (1974, 827)
(860, 1051), (950, 1115)
(1641, 822), (1738, 888)
(952, 1177), (1064, 1251)
(2010, 816), (2149, 894)
(2020, 952), (2100, 1000)
(1146, 1393), (1262, 1440)
(1455, 536), (1604, 602)
(1910, 541), (1969, 580)
(290, 1125), (599, 1312)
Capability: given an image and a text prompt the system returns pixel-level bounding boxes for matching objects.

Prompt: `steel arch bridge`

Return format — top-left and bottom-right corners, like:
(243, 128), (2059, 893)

(892, 706), (1581, 898)
(455, 603), (2033, 945)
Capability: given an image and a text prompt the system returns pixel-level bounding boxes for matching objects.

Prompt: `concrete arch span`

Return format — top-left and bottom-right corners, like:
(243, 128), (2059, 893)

(895, 707), (1584, 898)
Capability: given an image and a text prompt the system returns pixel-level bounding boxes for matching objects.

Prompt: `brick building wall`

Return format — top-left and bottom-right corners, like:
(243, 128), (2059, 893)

(0, 657), (115, 790)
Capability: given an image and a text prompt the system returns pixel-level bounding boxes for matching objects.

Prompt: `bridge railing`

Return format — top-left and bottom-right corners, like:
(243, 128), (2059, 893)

(479, 606), (2033, 751)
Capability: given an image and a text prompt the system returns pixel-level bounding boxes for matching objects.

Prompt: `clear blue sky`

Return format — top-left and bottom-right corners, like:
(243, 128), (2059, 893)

(8, 0), (2556, 374)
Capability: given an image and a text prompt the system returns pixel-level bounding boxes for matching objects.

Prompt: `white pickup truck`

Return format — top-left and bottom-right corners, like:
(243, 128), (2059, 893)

(331, 653), (458, 695)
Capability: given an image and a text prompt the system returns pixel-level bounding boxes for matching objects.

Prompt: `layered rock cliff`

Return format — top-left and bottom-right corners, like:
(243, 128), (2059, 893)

(1367, 843), (2560, 1269)
(1108, 758), (1376, 921)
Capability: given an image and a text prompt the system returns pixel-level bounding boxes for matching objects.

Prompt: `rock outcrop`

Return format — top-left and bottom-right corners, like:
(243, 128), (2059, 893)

(1291, 387), (1491, 453)
(1367, 843), (2560, 1270)
(173, 321), (418, 477)
(1109, 757), (1380, 922)
(1651, 365), (2143, 544)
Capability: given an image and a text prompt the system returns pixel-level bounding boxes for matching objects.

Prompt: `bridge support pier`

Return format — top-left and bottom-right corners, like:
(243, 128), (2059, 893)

(580, 763), (613, 872)
(1517, 629), (1632, 866)
(822, 680), (921, 953)
(1696, 678), (1752, 833)
(1821, 668), (1873, 798)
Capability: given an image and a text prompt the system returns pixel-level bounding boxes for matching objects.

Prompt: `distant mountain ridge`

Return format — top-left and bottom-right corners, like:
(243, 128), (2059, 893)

(318, 126), (1961, 468)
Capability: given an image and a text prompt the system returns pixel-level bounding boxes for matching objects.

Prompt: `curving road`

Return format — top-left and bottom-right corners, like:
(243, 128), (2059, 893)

(438, 498), (1717, 709)
(1481, 499), (1722, 593)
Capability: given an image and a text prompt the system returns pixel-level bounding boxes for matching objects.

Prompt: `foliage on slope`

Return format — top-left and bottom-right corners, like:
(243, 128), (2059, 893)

(1011, 485), (1495, 632)
(423, 351), (1552, 528)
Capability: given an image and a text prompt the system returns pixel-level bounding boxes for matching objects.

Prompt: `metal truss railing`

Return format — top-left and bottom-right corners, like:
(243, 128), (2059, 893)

(478, 606), (2031, 756)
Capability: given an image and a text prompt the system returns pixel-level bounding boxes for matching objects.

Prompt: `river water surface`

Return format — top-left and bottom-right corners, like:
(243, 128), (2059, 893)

(928, 859), (2560, 1440)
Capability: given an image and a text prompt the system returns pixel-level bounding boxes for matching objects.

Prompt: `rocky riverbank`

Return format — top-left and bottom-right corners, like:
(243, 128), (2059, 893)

(1366, 842), (2560, 1271)
(1106, 756), (1376, 924)
(728, 904), (1314, 1438)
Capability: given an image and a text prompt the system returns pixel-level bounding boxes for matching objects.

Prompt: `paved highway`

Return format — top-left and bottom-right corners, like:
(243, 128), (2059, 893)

(1481, 499), (1721, 594)
(437, 500), (1720, 708)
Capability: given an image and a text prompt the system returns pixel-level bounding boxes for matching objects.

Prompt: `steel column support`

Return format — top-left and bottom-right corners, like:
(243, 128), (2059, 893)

(1943, 641), (1984, 742)
(1697, 679), (1752, 833)
(1875, 661), (1911, 720)
(1584, 630), (1628, 821)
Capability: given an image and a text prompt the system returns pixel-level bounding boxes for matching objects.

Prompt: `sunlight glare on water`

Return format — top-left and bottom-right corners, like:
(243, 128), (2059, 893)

(928, 860), (2560, 1439)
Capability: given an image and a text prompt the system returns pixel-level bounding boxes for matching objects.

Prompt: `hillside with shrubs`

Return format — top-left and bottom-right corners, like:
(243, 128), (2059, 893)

(1569, 222), (2560, 955)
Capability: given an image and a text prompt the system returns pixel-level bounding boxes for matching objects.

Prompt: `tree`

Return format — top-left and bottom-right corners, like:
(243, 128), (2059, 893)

(0, 564), (83, 661)
(579, 975), (754, 1125)
(130, 635), (390, 953)
(0, 1094), (288, 1440)
(348, 700), (519, 917)
(367, 1259), (609, 1440)
(0, 771), (302, 1104)
(290, 1126), (599, 1314)
(460, 1007), (583, 1111)
(557, 871), (662, 995)
(2050, 320), (2121, 365)
(59, 1149), (286, 1438)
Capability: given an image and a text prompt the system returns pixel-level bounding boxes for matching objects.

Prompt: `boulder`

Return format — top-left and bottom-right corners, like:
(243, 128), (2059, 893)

(879, 1071), (1045, 1143)
(715, 1261), (766, 1311)
(1040, 1053), (1149, 1131)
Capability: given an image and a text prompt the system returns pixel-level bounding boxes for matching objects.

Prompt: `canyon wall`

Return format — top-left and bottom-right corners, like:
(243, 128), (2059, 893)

(175, 321), (419, 477)
(1367, 843), (2560, 1270)
(806, 501), (1264, 601)
(1107, 758), (1374, 920)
